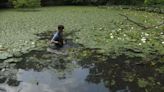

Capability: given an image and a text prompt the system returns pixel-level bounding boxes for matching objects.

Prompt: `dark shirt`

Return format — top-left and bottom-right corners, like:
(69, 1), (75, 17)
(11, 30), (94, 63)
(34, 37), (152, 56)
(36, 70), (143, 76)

(51, 32), (63, 48)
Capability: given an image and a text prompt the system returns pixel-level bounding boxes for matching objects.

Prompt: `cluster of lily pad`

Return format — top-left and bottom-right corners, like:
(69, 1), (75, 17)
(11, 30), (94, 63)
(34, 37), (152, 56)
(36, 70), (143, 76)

(0, 7), (163, 61)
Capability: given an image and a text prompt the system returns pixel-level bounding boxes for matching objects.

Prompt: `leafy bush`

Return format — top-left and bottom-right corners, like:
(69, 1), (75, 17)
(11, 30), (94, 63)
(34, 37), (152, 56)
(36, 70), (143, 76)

(144, 0), (164, 5)
(10, 0), (41, 8)
(41, 0), (145, 6)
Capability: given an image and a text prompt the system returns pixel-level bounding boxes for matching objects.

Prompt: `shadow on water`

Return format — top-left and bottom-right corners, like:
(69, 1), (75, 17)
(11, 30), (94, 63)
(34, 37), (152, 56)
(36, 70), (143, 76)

(0, 30), (163, 92)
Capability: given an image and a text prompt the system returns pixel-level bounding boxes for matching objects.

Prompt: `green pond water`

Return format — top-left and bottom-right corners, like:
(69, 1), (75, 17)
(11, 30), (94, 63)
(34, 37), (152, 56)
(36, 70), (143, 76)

(0, 6), (164, 92)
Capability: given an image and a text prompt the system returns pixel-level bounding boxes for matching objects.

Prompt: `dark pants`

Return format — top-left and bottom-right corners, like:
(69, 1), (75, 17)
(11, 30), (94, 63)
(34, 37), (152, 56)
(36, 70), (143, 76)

(55, 43), (63, 48)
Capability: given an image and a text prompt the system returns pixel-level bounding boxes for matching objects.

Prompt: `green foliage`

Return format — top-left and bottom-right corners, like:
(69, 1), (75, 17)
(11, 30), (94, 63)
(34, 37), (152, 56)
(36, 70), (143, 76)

(10, 0), (41, 8)
(138, 78), (149, 88)
(40, 0), (145, 6)
(156, 65), (164, 73)
(144, 0), (164, 5)
(5, 0), (164, 6)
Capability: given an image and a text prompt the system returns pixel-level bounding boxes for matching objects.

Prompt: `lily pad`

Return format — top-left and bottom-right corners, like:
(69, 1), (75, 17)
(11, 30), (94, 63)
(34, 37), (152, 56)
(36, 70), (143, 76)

(12, 51), (22, 57)
(138, 78), (149, 88)
(4, 58), (23, 63)
(0, 52), (13, 60)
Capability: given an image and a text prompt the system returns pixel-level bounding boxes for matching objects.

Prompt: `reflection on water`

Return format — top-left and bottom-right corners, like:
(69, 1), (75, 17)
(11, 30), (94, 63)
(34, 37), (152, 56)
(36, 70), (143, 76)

(0, 49), (110, 92)
(15, 68), (108, 92)
(0, 64), (109, 92)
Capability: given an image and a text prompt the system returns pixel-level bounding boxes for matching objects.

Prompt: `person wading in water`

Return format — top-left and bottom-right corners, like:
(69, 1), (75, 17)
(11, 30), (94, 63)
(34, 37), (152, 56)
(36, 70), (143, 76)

(50, 25), (64, 49)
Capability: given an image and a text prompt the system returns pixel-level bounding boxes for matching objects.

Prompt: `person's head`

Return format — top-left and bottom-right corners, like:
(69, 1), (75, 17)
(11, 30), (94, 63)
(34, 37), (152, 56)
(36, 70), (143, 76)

(58, 25), (64, 32)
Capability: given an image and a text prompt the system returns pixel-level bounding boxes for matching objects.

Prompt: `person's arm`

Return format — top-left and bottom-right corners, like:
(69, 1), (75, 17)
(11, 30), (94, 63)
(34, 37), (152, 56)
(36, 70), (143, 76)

(63, 39), (66, 44)
(50, 33), (59, 44)
(50, 36), (62, 45)
(61, 32), (66, 44)
(50, 40), (59, 44)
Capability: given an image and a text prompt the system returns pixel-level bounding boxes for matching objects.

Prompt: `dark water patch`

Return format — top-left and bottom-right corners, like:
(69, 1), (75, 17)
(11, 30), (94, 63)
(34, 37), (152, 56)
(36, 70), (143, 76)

(7, 79), (20, 86)
(0, 77), (6, 84)
(35, 31), (53, 40)
(14, 50), (55, 71)
(75, 49), (164, 92)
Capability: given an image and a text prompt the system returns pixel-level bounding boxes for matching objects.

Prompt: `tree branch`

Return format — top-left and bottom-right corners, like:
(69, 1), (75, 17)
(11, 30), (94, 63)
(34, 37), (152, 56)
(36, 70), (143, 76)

(119, 13), (164, 30)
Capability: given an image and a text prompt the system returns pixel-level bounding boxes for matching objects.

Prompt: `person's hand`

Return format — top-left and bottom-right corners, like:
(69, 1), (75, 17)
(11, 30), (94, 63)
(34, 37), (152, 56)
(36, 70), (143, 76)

(63, 40), (66, 44)
(48, 41), (52, 44)
(54, 41), (59, 44)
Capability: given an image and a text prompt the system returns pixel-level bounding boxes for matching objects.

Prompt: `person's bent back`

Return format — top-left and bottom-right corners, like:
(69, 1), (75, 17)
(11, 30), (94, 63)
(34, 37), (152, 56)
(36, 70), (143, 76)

(50, 25), (64, 48)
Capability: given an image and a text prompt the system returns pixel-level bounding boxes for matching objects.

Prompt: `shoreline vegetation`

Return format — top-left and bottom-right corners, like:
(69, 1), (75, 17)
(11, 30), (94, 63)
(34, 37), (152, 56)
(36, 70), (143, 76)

(98, 5), (164, 14)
